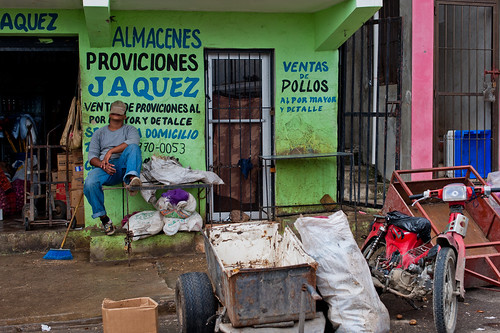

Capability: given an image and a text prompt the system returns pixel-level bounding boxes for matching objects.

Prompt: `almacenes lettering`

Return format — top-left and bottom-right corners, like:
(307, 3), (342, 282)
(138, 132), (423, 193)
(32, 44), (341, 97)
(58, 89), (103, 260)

(113, 27), (202, 49)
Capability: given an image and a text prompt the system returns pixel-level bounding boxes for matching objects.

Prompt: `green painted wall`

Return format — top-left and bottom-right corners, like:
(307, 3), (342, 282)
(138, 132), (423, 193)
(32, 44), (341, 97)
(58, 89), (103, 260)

(0, 6), (372, 224)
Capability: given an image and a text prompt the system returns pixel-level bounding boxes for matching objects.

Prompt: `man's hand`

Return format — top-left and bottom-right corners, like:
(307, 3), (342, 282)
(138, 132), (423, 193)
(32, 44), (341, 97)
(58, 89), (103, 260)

(100, 160), (116, 175)
(99, 150), (116, 175)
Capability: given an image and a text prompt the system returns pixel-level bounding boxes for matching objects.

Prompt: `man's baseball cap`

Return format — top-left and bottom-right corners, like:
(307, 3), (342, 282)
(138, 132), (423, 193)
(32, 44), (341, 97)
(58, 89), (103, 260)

(110, 100), (127, 115)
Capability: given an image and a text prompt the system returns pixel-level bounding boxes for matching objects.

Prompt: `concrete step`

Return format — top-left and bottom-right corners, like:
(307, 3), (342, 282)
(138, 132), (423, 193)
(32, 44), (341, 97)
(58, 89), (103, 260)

(0, 226), (202, 262)
(0, 228), (90, 254)
(89, 229), (202, 262)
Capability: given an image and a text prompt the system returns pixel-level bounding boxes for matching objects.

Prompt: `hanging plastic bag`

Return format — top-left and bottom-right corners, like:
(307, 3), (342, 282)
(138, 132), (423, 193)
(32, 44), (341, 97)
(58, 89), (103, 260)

(294, 211), (390, 333)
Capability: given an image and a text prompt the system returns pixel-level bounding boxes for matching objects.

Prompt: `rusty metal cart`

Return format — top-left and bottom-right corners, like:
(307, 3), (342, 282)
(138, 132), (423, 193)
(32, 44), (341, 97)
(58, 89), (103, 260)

(22, 126), (71, 230)
(175, 221), (324, 332)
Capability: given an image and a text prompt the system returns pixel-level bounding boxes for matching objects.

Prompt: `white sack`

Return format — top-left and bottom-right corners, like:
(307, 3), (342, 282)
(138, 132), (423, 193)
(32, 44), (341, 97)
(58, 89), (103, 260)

(155, 192), (197, 214)
(157, 193), (202, 236)
(294, 211), (390, 333)
(163, 212), (203, 236)
(123, 210), (165, 241)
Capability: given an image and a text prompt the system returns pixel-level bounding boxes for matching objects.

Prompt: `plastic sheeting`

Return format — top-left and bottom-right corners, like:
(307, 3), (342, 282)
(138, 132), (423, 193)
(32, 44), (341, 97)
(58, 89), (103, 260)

(140, 155), (224, 204)
(295, 211), (390, 333)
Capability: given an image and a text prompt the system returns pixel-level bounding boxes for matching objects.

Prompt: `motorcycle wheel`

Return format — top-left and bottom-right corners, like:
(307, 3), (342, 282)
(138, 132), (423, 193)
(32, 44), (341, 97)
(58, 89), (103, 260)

(362, 240), (386, 294)
(362, 239), (387, 265)
(433, 247), (458, 333)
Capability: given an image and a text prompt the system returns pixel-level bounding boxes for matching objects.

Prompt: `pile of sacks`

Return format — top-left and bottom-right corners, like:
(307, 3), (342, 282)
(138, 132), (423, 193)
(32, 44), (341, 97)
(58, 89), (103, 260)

(122, 188), (203, 241)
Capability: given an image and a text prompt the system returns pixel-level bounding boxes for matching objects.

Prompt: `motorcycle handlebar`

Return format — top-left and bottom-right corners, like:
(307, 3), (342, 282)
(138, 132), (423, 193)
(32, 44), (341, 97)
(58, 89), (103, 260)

(410, 186), (500, 201)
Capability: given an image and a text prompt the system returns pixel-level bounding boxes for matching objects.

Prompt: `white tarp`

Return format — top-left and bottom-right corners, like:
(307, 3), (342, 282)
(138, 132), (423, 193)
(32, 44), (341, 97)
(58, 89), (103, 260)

(140, 155), (224, 204)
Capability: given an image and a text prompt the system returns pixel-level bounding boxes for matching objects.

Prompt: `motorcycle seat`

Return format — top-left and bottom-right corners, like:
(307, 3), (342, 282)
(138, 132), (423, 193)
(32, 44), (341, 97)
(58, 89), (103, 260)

(385, 211), (432, 242)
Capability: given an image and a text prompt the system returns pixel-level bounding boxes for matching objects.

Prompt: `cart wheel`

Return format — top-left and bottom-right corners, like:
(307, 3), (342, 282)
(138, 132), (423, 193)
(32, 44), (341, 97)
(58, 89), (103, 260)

(175, 272), (218, 333)
(53, 200), (67, 219)
(22, 204), (37, 231)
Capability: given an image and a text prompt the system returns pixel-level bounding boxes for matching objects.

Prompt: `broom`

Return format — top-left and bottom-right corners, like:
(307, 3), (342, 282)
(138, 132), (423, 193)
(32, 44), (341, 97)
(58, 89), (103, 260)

(43, 193), (83, 260)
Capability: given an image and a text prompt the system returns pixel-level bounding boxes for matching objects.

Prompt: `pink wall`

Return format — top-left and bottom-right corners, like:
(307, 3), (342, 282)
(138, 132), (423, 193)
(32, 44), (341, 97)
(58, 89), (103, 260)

(411, 0), (434, 180)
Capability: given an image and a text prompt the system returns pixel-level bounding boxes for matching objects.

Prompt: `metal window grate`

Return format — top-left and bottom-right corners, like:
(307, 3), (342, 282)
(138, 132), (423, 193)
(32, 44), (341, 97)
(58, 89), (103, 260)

(205, 51), (273, 221)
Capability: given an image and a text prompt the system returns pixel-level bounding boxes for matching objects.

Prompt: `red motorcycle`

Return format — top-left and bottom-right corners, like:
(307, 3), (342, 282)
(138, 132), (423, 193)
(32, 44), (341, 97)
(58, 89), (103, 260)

(361, 183), (500, 333)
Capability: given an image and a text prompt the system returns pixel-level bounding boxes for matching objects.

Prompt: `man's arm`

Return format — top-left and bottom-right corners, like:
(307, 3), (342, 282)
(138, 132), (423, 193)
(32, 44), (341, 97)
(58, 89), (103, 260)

(101, 142), (128, 165)
(124, 125), (140, 146)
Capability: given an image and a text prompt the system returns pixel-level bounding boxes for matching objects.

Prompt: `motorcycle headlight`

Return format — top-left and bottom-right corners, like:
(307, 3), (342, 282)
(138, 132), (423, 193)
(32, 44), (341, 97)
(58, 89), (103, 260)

(442, 183), (467, 202)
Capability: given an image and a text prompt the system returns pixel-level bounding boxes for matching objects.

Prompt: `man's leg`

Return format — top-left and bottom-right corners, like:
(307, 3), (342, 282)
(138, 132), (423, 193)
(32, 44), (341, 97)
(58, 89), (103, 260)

(83, 168), (109, 219)
(117, 143), (142, 183)
(83, 167), (122, 235)
(114, 144), (142, 195)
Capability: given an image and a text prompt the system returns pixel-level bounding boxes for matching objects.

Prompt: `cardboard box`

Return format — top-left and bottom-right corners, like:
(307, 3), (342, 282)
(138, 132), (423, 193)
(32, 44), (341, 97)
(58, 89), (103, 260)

(57, 151), (83, 171)
(71, 204), (85, 227)
(70, 189), (83, 207)
(71, 168), (84, 190)
(102, 297), (158, 333)
(57, 170), (72, 182)
(50, 172), (58, 192)
(57, 153), (69, 171)
(69, 150), (83, 166)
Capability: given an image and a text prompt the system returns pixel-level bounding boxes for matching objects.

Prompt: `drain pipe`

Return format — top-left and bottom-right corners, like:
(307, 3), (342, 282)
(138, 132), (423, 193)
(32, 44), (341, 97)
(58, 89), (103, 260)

(371, 11), (379, 165)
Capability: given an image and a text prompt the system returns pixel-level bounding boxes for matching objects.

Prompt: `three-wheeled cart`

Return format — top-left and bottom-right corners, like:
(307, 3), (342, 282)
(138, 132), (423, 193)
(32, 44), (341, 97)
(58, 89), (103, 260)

(175, 221), (325, 332)
(382, 166), (500, 288)
(22, 126), (71, 230)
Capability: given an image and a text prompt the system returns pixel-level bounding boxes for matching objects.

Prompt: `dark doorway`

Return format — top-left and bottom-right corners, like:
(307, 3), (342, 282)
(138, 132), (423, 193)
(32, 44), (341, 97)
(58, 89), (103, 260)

(0, 36), (79, 227)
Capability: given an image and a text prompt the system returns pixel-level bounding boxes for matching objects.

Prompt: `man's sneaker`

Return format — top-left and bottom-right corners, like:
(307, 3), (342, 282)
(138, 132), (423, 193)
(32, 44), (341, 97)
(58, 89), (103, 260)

(103, 221), (116, 236)
(127, 176), (141, 196)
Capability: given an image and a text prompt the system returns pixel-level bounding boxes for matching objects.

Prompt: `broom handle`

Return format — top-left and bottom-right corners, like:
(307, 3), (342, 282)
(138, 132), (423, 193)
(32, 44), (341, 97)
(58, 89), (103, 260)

(60, 193), (84, 249)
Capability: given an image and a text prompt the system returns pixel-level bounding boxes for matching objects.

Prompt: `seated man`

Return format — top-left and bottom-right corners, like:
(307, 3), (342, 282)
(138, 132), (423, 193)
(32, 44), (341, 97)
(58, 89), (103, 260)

(84, 100), (142, 235)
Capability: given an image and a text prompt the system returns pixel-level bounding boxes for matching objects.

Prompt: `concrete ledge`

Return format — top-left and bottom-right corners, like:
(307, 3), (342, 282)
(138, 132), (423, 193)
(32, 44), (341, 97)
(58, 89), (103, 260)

(89, 230), (200, 262)
(0, 229), (91, 254)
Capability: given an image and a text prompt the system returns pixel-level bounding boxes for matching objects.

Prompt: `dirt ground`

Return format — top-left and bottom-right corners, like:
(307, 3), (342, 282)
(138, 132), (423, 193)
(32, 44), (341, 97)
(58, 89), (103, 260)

(1, 207), (499, 333)
(1, 250), (500, 333)
(0, 251), (207, 327)
(381, 288), (500, 332)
